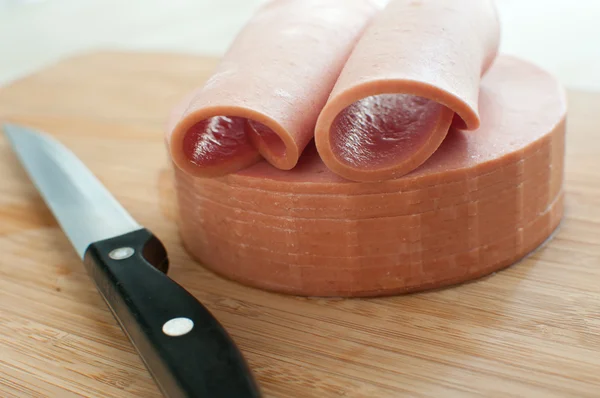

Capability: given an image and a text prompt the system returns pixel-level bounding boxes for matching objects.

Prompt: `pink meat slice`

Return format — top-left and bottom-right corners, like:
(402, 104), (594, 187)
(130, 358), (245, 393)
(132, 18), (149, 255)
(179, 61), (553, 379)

(315, 0), (501, 182)
(172, 55), (568, 297)
(166, 0), (385, 178)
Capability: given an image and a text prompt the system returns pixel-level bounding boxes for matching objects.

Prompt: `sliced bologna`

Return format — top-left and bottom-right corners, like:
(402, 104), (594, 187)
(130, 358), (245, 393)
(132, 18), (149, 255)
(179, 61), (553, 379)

(315, 0), (501, 182)
(166, 0), (384, 178)
(171, 56), (567, 297)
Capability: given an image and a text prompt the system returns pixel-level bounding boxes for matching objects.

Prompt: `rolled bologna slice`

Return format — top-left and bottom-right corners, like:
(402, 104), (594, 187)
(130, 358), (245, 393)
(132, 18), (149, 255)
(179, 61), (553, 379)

(171, 56), (567, 297)
(166, 0), (384, 178)
(315, 0), (501, 182)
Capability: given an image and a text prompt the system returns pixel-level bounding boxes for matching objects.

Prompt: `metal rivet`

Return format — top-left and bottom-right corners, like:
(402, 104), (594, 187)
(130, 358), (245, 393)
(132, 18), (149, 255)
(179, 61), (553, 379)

(109, 247), (135, 260)
(162, 317), (194, 337)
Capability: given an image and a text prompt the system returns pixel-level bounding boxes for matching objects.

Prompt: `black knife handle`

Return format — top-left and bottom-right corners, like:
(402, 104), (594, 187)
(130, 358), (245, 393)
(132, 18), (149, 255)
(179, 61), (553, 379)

(82, 228), (261, 398)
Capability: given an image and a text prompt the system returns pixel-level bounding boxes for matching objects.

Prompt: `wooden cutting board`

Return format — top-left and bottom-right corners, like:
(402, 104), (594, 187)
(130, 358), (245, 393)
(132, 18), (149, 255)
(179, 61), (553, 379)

(1, 51), (599, 398)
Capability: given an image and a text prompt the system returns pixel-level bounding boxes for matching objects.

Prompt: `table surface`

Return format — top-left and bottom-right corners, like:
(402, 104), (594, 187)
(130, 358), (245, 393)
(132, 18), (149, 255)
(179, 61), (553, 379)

(2, 0), (600, 91)
(0, 50), (599, 398)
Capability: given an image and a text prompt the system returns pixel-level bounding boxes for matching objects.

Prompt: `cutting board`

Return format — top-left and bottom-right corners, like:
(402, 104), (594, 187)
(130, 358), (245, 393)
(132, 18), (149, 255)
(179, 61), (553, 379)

(1, 51), (599, 398)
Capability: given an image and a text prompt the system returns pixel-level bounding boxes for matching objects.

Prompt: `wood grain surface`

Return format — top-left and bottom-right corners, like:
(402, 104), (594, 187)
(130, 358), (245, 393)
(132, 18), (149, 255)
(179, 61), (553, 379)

(0, 51), (599, 398)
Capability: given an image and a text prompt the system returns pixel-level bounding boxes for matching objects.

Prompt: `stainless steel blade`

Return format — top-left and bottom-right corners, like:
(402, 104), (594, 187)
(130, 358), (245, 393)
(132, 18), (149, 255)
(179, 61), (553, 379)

(4, 123), (142, 258)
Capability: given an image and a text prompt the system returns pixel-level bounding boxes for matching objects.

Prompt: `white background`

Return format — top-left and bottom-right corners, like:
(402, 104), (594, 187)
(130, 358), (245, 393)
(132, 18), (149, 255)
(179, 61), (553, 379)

(2, 0), (600, 91)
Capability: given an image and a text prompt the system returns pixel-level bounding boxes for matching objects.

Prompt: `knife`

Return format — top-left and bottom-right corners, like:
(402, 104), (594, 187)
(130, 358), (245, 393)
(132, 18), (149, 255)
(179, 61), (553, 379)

(3, 123), (262, 398)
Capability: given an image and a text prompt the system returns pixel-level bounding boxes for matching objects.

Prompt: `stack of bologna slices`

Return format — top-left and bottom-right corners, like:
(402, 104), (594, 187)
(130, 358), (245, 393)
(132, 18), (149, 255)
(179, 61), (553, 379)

(166, 0), (566, 297)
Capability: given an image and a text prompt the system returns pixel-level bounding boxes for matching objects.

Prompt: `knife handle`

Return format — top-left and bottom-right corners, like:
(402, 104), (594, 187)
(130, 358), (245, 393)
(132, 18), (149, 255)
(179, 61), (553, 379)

(82, 228), (261, 398)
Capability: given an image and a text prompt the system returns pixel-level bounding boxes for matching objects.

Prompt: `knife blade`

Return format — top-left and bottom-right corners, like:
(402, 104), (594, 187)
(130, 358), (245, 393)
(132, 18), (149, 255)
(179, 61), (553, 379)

(3, 123), (261, 398)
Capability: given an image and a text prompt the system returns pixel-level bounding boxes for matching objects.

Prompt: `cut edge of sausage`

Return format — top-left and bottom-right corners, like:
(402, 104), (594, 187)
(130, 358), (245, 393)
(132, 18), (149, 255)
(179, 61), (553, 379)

(170, 104), (302, 178)
(315, 78), (481, 182)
